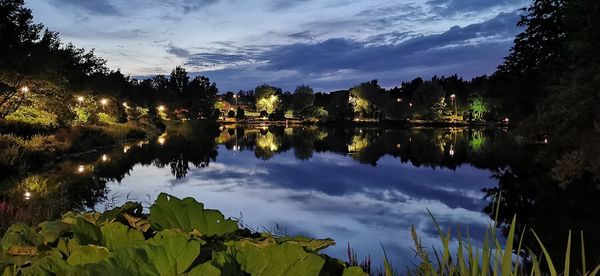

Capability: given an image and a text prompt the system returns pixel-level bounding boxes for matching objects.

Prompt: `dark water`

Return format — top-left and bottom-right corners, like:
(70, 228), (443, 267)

(2, 121), (600, 269)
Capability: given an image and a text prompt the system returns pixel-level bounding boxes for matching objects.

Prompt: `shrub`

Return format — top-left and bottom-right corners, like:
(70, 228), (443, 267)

(227, 110), (236, 118)
(4, 106), (58, 127)
(236, 108), (245, 120)
(259, 110), (268, 119)
(72, 107), (90, 125)
(268, 109), (285, 121)
(97, 112), (117, 125)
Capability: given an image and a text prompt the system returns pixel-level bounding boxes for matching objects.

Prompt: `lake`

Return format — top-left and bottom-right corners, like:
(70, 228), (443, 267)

(2, 121), (600, 269)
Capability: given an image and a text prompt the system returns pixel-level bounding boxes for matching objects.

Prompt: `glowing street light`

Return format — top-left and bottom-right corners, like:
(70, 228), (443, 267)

(77, 96), (85, 103)
(450, 94), (457, 116)
(20, 86), (29, 93)
(24, 191), (31, 200)
(409, 102), (413, 107)
(100, 98), (109, 106)
(233, 94), (238, 106)
(449, 145), (455, 157)
(101, 154), (109, 162)
(77, 165), (85, 173)
(157, 105), (166, 112)
(122, 102), (130, 109)
(397, 98), (402, 102)
(503, 117), (510, 124)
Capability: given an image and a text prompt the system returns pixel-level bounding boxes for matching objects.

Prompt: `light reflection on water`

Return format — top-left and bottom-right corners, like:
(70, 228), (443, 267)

(101, 125), (497, 267)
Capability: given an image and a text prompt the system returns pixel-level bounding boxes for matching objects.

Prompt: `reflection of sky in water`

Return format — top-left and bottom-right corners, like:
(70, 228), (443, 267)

(103, 146), (496, 268)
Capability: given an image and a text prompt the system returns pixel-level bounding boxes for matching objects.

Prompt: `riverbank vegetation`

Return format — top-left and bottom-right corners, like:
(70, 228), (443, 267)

(1, 193), (598, 275)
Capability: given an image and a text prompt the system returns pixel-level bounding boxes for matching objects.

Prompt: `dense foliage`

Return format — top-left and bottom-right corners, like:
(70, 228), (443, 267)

(0, 193), (366, 275)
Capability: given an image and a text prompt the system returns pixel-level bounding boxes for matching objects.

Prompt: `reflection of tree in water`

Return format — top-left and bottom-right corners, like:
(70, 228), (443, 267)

(0, 121), (221, 233)
(482, 151), (600, 271)
(170, 154), (190, 179)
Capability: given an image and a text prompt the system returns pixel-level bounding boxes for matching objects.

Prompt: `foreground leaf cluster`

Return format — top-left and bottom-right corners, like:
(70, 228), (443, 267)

(0, 193), (365, 276)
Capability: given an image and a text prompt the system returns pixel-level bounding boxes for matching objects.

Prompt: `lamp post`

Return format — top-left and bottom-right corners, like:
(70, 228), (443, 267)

(450, 94), (457, 116)
(233, 95), (238, 107)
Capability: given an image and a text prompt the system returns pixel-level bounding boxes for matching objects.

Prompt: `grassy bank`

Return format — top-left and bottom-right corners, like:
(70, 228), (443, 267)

(0, 121), (155, 178)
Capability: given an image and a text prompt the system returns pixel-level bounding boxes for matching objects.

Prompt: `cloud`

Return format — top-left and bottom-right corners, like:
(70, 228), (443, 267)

(52, 0), (120, 15)
(182, 11), (521, 91)
(426, 0), (529, 15)
(269, 0), (312, 11)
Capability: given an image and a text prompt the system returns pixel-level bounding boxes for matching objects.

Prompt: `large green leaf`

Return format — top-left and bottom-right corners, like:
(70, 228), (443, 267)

(19, 255), (74, 276)
(186, 262), (222, 276)
(143, 229), (203, 275)
(275, 236), (336, 253)
(100, 222), (144, 251)
(99, 202), (144, 224)
(149, 193), (238, 236)
(1, 223), (42, 253)
(66, 245), (110, 266)
(70, 217), (102, 245)
(342, 267), (368, 276)
(79, 229), (203, 276)
(228, 238), (326, 276)
(38, 220), (70, 245)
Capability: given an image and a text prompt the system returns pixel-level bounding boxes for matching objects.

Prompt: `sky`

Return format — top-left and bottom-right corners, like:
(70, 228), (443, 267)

(28, 0), (528, 92)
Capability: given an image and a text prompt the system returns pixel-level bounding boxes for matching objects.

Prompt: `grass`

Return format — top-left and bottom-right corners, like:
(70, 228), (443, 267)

(383, 193), (600, 276)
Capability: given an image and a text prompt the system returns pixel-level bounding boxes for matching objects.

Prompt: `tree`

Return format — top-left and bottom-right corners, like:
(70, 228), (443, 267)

(292, 85), (315, 116)
(184, 76), (218, 119)
(349, 80), (383, 118)
(227, 110), (235, 118)
(235, 107), (245, 120)
(169, 66), (189, 94)
(254, 84), (280, 113)
(469, 95), (488, 121)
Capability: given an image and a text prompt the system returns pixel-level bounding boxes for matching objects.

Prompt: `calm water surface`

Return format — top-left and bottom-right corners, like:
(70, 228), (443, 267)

(3, 122), (600, 268)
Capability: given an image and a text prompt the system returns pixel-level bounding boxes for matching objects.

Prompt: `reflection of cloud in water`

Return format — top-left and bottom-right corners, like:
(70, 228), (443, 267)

(105, 147), (495, 267)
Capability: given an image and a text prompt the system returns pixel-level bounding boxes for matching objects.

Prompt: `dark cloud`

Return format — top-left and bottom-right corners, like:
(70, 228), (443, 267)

(288, 31), (316, 40)
(180, 0), (220, 13)
(52, 0), (120, 15)
(259, 11), (520, 74)
(270, 0), (311, 11)
(427, 0), (528, 15)
(166, 45), (192, 58)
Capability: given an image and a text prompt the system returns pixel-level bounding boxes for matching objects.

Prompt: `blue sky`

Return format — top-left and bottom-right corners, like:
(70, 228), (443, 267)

(28, 0), (528, 92)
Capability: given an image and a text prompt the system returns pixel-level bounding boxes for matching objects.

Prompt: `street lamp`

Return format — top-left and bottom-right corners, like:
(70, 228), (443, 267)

(158, 105), (166, 112)
(100, 98), (109, 106)
(24, 191), (31, 200)
(20, 86), (29, 93)
(77, 96), (85, 103)
(233, 95), (238, 106)
(397, 98), (402, 103)
(450, 94), (457, 116)
(122, 102), (130, 109)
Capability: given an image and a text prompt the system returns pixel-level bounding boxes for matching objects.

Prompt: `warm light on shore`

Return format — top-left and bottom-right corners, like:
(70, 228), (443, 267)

(77, 96), (85, 103)
(100, 98), (109, 105)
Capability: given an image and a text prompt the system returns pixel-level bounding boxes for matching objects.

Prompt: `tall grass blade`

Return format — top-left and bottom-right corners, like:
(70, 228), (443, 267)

(381, 243), (394, 276)
(501, 215), (517, 276)
(531, 230), (557, 276)
(513, 225), (527, 275)
(581, 231), (586, 276)
(590, 265), (600, 276)
(564, 230), (571, 276)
